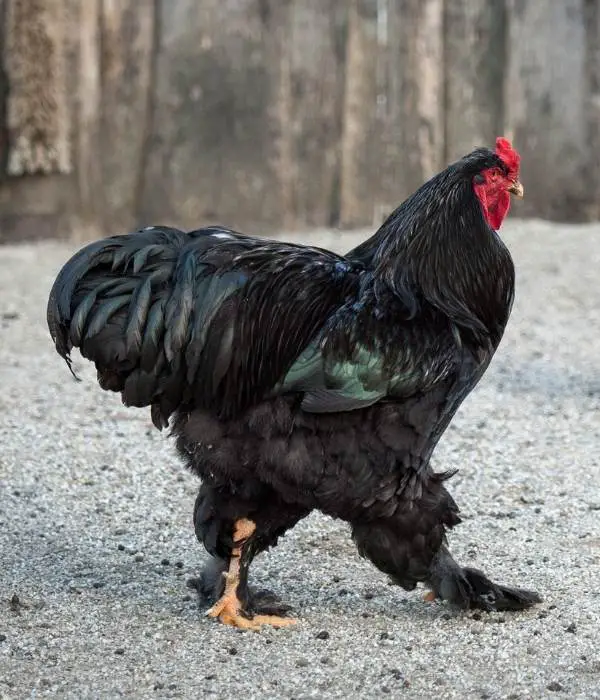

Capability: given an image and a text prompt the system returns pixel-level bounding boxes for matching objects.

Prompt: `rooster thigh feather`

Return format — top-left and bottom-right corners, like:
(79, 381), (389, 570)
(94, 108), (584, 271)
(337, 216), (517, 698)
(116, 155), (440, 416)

(176, 396), (463, 591)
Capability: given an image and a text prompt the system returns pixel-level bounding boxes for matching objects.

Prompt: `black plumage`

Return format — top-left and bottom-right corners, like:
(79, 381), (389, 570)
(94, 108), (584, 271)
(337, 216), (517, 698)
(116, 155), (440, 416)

(47, 145), (540, 629)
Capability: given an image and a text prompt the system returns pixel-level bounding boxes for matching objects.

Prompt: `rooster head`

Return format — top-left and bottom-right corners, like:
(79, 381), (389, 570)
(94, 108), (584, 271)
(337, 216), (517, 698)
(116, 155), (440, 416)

(473, 137), (523, 231)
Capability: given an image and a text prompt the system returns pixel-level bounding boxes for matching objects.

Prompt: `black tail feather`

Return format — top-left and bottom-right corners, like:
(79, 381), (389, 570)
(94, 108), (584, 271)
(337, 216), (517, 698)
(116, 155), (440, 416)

(64, 353), (81, 382)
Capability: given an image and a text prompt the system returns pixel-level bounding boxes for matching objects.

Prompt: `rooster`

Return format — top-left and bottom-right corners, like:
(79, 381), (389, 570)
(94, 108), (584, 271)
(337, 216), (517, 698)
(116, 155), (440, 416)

(47, 137), (541, 630)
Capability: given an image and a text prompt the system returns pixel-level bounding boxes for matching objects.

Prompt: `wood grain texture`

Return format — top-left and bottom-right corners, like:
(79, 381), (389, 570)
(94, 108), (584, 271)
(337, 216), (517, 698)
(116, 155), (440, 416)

(339, 0), (377, 227)
(99, 0), (156, 230)
(1, 0), (600, 240)
(378, 0), (445, 216)
(504, 0), (589, 221)
(443, 0), (506, 161)
(137, 0), (280, 231)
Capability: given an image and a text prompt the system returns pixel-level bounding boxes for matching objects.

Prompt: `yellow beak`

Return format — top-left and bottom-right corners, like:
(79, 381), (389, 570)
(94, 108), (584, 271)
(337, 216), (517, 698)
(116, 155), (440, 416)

(508, 180), (524, 198)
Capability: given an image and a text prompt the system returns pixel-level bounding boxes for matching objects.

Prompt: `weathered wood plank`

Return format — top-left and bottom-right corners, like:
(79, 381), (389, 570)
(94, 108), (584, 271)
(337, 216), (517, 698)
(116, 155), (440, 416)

(583, 0), (600, 220)
(339, 0), (378, 227)
(77, 0), (103, 223)
(99, 0), (156, 231)
(504, 0), (589, 221)
(268, 1), (295, 229)
(280, 0), (347, 228)
(2, 0), (72, 176)
(374, 0), (444, 221)
(138, 0), (281, 232)
(1, 0), (599, 242)
(0, 0), (79, 242)
(444, 0), (507, 161)
(262, 0), (346, 229)
(0, 0), (9, 175)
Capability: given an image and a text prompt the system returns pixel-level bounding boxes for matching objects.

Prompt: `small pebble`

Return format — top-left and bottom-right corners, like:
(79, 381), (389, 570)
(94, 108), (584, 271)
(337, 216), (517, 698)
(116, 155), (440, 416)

(316, 630), (330, 640)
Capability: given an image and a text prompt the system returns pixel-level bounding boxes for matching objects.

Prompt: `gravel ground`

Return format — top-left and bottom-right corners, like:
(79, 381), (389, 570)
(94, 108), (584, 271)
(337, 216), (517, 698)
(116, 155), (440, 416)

(0, 220), (599, 700)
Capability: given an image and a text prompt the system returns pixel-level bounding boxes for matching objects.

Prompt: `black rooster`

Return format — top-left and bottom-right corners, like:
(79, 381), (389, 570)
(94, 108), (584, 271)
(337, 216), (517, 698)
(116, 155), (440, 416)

(47, 137), (540, 630)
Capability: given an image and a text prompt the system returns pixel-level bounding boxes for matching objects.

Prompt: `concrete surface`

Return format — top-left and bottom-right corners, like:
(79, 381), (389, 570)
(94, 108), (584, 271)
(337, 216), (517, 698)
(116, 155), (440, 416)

(0, 221), (599, 699)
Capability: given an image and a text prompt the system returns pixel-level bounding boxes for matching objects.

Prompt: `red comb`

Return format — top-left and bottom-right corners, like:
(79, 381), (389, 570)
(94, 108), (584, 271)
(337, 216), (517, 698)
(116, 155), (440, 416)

(495, 137), (520, 178)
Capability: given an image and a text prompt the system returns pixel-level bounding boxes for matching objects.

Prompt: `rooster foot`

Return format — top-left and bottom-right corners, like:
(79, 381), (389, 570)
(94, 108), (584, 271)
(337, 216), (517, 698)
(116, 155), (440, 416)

(206, 586), (296, 631)
(205, 518), (296, 630)
(187, 575), (293, 616)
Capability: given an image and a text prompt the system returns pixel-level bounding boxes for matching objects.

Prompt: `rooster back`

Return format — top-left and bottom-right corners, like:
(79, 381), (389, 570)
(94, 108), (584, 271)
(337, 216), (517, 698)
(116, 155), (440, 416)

(47, 226), (363, 429)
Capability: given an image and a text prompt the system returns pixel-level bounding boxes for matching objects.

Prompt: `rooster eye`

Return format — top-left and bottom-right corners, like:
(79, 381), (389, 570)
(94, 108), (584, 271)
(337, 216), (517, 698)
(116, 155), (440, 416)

(473, 174), (485, 184)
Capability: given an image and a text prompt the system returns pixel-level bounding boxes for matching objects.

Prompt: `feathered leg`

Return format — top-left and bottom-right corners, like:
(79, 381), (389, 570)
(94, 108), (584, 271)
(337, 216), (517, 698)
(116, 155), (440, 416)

(424, 545), (542, 611)
(191, 482), (309, 629)
(351, 478), (541, 612)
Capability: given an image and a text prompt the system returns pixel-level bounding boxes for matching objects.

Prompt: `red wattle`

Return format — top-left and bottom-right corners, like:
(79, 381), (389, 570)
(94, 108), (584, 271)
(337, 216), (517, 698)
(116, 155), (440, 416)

(473, 183), (510, 230)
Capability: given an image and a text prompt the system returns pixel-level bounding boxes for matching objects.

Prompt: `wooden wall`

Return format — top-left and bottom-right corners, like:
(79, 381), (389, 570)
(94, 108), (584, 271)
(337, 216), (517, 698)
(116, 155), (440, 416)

(1, 0), (599, 243)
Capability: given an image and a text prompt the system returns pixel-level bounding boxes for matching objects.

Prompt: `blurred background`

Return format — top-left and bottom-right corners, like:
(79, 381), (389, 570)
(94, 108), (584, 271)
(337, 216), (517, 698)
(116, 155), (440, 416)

(0, 0), (598, 243)
(2, 3), (600, 696)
